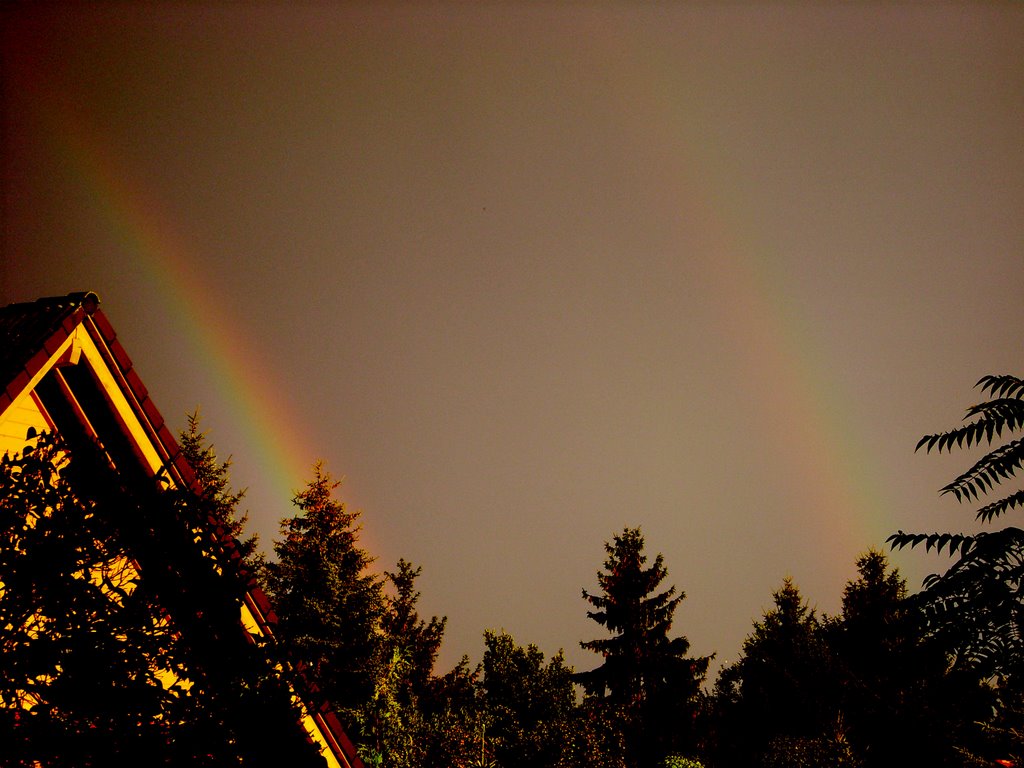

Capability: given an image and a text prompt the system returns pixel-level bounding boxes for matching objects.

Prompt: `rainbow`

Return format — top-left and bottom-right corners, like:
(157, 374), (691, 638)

(24, 77), (320, 521)
(22, 14), (893, 585)
(592, 14), (890, 565)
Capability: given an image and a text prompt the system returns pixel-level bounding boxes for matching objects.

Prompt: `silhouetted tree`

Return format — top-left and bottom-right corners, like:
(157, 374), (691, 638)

(265, 462), (385, 709)
(711, 579), (839, 768)
(0, 431), (323, 766)
(963, 672), (1024, 766)
(579, 528), (710, 768)
(479, 630), (577, 767)
(890, 374), (1024, 678)
(353, 559), (447, 768)
(178, 410), (260, 568)
(828, 550), (992, 768)
(382, 558), (447, 702)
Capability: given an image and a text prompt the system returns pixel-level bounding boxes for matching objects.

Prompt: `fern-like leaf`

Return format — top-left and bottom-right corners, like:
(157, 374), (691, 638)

(917, 399), (1024, 454)
(908, 528), (1024, 676)
(976, 489), (1024, 524)
(901, 376), (1024, 676)
(886, 531), (976, 556)
(976, 374), (1024, 400)
(939, 439), (1024, 503)
(962, 398), (1024, 432)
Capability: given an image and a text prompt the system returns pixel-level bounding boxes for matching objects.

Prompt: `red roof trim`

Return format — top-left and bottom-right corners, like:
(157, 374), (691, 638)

(26, 348), (50, 381)
(0, 293), (365, 768)
(124, 368), (148, 402)
(91, 309), (117, 343)
(43, 327), (70, 357)
(6, 370), (30, 402)
(107, 338), (133, 373)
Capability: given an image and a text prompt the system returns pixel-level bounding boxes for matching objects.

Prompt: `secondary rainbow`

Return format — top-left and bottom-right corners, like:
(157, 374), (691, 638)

(591, 13), (893, 569)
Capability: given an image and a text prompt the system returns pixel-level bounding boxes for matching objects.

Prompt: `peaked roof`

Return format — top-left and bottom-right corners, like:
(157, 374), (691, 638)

(0, 291), (364, 768)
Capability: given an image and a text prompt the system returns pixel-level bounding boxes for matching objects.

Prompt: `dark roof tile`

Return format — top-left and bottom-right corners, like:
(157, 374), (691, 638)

(141, 397), (164, 432)
(43, 328), (70, 357)
(0, 293), (95, 392)
(125, 368), (148, 401)
(109, 339), (133, 372)
(92, 310), (117, 342)
(6, 370), (30, 401)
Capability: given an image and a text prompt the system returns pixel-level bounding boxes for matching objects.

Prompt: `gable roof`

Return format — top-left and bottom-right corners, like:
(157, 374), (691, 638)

(0, 291), (364, 768)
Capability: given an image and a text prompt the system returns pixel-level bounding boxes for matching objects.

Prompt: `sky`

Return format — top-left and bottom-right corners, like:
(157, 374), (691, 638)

(2, 3), (1023, 677)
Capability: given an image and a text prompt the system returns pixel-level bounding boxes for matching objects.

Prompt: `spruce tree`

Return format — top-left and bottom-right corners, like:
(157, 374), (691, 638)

(177, 410), (260, 567)
(355, 559), (447, 768)
(579, 528), (710, 767)
(829, 551), (990, 768)
(382, 558), (446, 703)
(265, 462), (384, 709)
(711, 579), (840, 767)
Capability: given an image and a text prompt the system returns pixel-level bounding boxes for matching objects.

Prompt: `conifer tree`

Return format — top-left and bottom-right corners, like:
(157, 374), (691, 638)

(354, 559), (447, 768)
(265, 462), (385, 709)
(828, 551), (991, 768)
(579, 528), (710, 767)
(177, 410), (260, 567)
(711, 579), (838, 767)
(382, 558), (446, 703)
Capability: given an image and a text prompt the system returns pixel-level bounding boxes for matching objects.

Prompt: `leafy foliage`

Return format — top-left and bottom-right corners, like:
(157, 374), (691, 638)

(0, 432), (187, 763)
(553, 700), (628, 768)
(416, 656), (490, 768)
(758, 734), (860, 768)
(352, 559), (448, 768)
(889, 374), (1024, 676)
(352, 646), (422, 768)
(0, 431), (323, 766)
(915, 375), (1024, 456)
(480, 630), (577, 767)
(660, 756), (705, 768)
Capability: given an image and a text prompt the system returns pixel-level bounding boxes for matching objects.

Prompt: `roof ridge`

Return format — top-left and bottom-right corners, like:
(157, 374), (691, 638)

(2, 290), (100, 313)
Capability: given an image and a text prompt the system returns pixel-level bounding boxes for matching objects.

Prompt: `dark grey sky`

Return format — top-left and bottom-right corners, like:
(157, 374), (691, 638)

(3, 3), (1023, 675)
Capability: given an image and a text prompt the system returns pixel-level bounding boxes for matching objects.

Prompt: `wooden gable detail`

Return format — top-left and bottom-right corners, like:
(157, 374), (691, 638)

(0, 293), (363, 768)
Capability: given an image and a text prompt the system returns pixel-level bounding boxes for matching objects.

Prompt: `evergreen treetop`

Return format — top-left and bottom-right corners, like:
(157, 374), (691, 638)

(177, 410), (260, 566)
(579, 527), (710, 768)
(579, 527), (693, 704)
(265, 462), (385, 708)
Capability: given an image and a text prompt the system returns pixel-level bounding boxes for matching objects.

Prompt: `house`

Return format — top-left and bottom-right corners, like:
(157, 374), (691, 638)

(0, 291), (364, 767)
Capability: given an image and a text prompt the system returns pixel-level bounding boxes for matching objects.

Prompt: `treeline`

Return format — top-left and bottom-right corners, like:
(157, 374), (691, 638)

(232, 472), (1019, 768)
(1, 375), (1022, 767)
(190, 372), (1024, 768)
